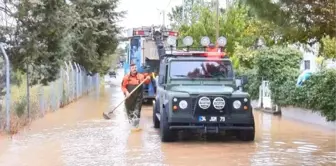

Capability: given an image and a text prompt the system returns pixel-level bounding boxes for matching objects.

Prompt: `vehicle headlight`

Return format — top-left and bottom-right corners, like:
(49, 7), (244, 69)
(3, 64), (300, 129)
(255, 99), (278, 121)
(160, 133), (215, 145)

(233, 100), (242, 109)
(198, 96), (211, 109)
(179, 100), (188, 109)
(213, 97), (225, 110)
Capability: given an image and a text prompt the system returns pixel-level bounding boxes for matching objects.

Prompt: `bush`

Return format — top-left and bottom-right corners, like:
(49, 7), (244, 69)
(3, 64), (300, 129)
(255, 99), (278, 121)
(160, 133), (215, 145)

(15, 96), (27, 118)
(239, 45), (336, 121)
(236, 67), (259, 99)
(275, 69), (336, 121)
(253, 46), (303, 104)
(236, 46), (302, 100)
(293, 69), (336, 121)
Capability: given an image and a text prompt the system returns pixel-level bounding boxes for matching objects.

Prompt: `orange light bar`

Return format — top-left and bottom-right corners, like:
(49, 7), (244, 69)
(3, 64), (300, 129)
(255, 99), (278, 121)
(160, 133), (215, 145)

(202, 52), (226, 57)
(134, 30), (145, 35)
(168, 31), (178, 36)
(206, 47), (218, 52)
(170, 51), (226, 57)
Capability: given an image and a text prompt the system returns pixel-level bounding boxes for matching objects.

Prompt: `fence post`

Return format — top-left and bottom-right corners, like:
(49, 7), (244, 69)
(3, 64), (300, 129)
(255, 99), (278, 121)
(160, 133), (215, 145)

(64, 62), (70, 104)
(26, 63), (30, 118)
(59, 68), (63, 108)
(0, 43), (11, 132)
(77, 64), (81, 97)
(96, 73), (100, 97)
(38, 87), (44, 116)
(68, 61), (75, 101)
(74, 63), (79, 99)
(52, 81), (56, 111)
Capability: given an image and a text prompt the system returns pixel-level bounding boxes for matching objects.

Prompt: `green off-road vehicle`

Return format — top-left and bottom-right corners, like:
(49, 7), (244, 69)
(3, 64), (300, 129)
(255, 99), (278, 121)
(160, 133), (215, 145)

(152, 36), (255, 142)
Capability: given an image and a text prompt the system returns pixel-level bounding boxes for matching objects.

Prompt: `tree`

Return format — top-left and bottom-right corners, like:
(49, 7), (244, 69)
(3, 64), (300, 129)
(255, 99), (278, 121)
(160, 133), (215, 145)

(2, 0), (124, 85)
(320, 36), (336, 60)
(70, 0), (124, 75)
(167, 0), (210, 29)
(243, 0), (336, 45)
(177, 3), (277, 57)
(167, 6), (183, 29)
(7, 0), (76, 85)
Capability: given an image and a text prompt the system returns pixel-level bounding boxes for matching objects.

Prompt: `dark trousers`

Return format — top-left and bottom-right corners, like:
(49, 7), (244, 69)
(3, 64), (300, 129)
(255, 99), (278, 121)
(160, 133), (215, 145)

(125, 84), (143, 122)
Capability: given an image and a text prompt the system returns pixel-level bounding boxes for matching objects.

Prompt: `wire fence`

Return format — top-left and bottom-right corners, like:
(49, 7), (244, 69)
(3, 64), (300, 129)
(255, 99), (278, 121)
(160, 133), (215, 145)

(0, 43), (100, 133)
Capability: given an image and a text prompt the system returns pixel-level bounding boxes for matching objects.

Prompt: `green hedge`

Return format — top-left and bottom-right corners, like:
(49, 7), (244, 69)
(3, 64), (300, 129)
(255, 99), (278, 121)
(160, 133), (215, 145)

(236, 46), (302, 100)
(236, 45), (336, 121)
(277, 69), (336, 121)
(236, 67), (259, 99)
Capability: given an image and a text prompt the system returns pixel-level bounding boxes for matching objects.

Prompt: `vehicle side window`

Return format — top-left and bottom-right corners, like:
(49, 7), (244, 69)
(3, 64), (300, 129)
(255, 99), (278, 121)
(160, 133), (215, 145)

(164, 65), (168, 84)
(158, 60), (166, 86)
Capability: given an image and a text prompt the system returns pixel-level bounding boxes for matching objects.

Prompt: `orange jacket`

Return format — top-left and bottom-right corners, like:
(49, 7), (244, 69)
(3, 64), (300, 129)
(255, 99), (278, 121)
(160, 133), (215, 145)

(121, 73), (150, 93)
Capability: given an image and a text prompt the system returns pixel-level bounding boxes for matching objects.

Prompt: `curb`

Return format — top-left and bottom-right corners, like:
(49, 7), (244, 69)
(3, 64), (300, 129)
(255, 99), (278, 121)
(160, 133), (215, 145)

(253, 107), (282, 115)
(251, 100), (282, 115)
(251, 100), (335, 130)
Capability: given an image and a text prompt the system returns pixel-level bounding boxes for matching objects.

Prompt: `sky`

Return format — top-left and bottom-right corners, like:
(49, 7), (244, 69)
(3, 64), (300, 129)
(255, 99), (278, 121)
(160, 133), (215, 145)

(116, 0), (182, 30)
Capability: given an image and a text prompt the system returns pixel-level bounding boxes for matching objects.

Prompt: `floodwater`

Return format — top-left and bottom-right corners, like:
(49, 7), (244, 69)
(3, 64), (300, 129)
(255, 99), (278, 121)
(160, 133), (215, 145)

(0, 75), (335, 166)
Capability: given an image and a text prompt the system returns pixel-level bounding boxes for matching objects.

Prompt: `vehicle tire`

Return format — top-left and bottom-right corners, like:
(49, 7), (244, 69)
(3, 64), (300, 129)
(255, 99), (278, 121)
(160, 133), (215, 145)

(160, 107), (176, 142)
(237, 127), (255, 141)
(153, 101), (160, 128)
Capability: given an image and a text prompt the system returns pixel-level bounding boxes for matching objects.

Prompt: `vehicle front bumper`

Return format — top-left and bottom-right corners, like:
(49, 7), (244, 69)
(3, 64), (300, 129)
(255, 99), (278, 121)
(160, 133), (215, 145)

(168, 114), (254, 132)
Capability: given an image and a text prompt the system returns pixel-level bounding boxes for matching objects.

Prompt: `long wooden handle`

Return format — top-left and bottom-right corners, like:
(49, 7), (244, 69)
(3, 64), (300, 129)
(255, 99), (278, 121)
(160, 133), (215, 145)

(106, 78), (147, 115)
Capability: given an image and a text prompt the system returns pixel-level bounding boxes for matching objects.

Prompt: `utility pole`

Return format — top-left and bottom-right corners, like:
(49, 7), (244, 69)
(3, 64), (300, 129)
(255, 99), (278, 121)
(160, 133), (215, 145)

(157, 9), (165, 27)
(216, 0), (219, 39)
(162, 10), (165, 27)
(182, 0), (185, 24)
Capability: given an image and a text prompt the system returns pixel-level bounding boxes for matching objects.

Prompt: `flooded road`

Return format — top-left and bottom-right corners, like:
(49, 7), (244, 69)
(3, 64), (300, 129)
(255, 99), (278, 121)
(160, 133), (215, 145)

(0, 78), (335, 166)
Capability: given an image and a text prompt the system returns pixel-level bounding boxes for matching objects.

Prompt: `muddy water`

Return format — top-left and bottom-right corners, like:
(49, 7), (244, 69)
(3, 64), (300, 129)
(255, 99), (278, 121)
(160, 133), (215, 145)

(0, 80), (335, 166)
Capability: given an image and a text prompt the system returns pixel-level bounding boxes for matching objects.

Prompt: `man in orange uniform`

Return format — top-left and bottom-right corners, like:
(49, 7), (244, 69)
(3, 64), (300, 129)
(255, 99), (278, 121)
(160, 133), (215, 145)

(121, 63), (151, 127)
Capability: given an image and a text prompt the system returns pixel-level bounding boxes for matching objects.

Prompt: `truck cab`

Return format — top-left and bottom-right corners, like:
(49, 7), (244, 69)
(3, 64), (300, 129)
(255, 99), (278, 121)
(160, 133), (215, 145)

(153, 36), (255, 142)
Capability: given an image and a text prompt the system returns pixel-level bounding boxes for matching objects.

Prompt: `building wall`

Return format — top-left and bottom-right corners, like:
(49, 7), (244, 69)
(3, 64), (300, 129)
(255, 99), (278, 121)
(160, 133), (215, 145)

(300, 49), (318, 72)
(294, 43), (336, 73)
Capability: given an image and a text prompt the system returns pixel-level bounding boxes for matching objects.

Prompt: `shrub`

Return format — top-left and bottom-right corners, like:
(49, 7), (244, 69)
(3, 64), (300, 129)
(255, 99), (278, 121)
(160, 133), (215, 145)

(294, 69), (336, 121)
(15, 96), (27, 118)
(235, 67), (259, 99)
(237, 45), (336, 121)
(253, 46), (303, 103)
(237, 46), (302, 100)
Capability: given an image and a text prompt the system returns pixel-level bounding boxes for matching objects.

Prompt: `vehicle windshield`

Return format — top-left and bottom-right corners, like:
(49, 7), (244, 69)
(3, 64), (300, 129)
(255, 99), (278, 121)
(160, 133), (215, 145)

(169, 60), (233, 79)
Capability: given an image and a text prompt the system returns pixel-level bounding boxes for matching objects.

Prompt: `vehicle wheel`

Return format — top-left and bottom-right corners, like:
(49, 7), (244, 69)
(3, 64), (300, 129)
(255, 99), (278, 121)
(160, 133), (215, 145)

(160, 107), (176, 142)
(237, 127), (255, 141)
(153, 101), (160, 128)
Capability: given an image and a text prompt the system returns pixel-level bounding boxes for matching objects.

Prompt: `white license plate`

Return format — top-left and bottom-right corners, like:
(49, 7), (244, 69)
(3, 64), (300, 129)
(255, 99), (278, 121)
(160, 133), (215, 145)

(198, 116), (225, 122)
